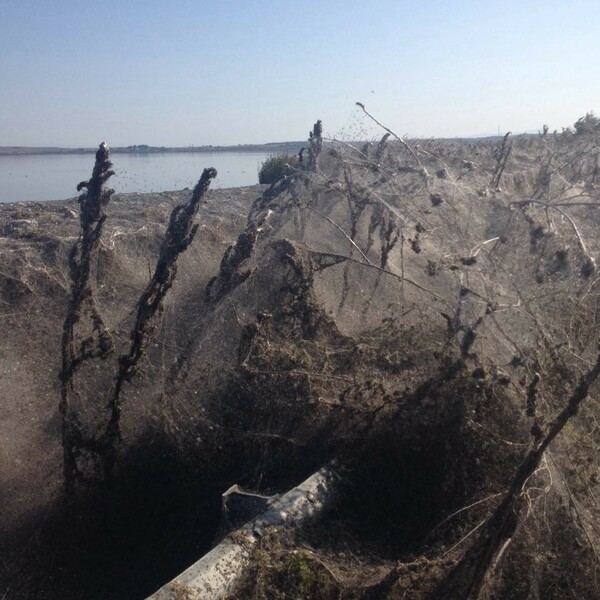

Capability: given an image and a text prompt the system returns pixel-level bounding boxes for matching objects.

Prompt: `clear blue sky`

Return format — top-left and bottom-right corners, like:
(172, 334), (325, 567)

(1, 0), (598, 146)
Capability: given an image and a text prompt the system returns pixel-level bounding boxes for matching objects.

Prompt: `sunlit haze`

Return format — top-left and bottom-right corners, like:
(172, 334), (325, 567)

(1, 0), (598, 146)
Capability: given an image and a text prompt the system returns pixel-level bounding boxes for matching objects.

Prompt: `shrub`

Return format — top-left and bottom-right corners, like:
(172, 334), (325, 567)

(574, 111), (600, 135)
(258, 154), (299, 184)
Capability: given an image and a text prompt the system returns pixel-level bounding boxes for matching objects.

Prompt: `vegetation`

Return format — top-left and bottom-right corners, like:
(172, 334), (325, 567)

(574, 111), (600, 135)
(220, 113), (600, 598)
(59, 143), (217, 493)
(258, 153), (299, 184)
(3, 113), (600, 599)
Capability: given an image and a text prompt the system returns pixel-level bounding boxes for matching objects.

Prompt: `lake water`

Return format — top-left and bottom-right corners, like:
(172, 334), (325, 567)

(0, 151), (274, 203)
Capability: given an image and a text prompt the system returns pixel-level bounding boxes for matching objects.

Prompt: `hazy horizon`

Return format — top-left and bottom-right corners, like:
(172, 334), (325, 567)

(2, 0), (598, 147)
(0, 132), (542, 150)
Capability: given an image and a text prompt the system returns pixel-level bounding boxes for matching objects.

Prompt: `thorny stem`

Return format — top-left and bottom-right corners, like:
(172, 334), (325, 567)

(103, 167), (217, 479)
(60, 142), (115, 496)
(60, 152), (216, 491)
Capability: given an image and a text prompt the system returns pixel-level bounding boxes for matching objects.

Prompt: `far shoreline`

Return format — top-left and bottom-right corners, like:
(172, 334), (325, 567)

(0, 134), (524, 158)
(0, 141), (305, 157)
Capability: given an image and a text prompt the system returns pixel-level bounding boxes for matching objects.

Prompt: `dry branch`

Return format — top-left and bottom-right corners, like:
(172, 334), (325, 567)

(305, 120), (323, 172)
(103, 167), (217, 475)
(491, 132), (512, 189)
(60, 142), (115, 494)
(438, 347), (600, 598)
(60, 151), (217, 490)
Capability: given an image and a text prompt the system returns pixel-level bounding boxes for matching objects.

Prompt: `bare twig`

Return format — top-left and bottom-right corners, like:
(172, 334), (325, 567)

(355, 101), (424, 172)
(306, 206), (374, 265)
(308, 248), (452, 308)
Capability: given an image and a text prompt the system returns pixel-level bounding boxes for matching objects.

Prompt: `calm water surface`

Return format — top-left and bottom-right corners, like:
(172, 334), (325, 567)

(0, 151), (273, 203)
